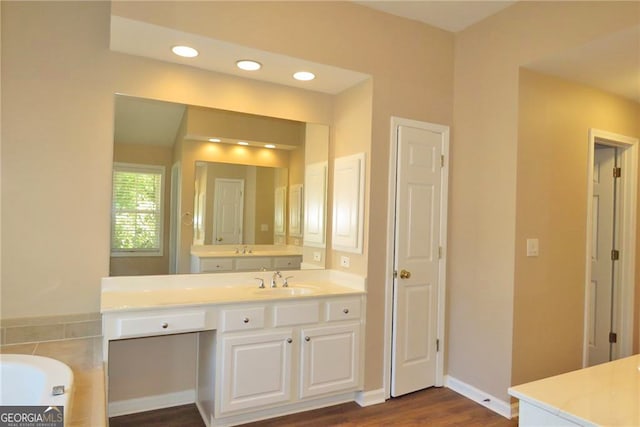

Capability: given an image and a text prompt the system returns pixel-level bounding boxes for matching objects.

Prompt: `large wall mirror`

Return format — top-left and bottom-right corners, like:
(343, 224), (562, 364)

(110, 95), (329, 276)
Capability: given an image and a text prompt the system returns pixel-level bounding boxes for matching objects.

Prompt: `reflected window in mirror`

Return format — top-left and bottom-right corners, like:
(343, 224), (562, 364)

(111, 163), (165, 257)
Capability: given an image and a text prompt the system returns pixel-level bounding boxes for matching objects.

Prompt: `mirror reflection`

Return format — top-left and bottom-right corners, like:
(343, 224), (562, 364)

(110, 95), (329, 276)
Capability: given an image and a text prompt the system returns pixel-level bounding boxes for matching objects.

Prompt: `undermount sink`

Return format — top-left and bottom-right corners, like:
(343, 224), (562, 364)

(253, 287), (315, 296)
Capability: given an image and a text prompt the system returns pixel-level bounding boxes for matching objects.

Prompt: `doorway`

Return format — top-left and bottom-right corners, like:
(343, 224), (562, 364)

(584, 129), (638, 366)
(385, 117), (449, 398)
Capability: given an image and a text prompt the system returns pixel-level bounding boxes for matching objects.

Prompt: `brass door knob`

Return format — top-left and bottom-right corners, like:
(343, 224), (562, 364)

(399, 269), (411, 279)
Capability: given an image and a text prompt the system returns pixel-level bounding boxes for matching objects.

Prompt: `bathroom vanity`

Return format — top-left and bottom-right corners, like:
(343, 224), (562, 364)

(101, 270), (365, 426)
(509, 354), (640, 426)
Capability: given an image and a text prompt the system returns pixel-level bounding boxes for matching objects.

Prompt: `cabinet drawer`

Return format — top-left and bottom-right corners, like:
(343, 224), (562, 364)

(273, 256), (302, 269)
(235, 257), (271, 272)
(273, 302), (320, 327)
(326, 298), (361, 322)
(220, 306), (265, 332)
(200, 258), (234, 272)
(117, 311), (205, 338)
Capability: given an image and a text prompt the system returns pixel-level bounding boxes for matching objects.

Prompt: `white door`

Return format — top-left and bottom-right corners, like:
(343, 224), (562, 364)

(588, 145), (619, 366)
(213, 179), (244, 245)
(391, 124), (444, 397)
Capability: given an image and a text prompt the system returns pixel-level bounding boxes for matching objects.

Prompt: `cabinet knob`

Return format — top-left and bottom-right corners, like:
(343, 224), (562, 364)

(305, 336), (310, 342)
(286, 338), (293, 344)
(343, 308), (349, 314)
(243, 317), (250, 324)
(161, 322), (168, 329)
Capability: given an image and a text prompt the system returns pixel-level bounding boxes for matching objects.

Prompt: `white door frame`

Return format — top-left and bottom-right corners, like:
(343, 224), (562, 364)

(384, 117), (449, 399)
(583, 128), (638, 366)
(169, 162), (181, 274)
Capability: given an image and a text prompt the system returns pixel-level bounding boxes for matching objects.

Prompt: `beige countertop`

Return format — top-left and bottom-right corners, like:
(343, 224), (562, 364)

(509, 354), (640, 426)
(0, 337), (106, 427)
(101, 270), (366, 313)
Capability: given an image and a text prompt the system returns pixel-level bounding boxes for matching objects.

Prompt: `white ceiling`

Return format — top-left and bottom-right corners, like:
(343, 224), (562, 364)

(114, 95), (185, 146)
(527, 24), (640, 103)
(356, 0), (517, 32)
(355, 1), (639, 103)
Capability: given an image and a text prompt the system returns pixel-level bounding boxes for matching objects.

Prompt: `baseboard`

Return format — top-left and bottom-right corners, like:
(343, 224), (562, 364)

(444, 375), (513, 419)
(108, 389), (196, 417)
(355, 388), (386, 407)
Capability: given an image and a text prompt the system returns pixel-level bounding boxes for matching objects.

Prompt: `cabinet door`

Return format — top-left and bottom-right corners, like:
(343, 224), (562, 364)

(299, 323), (360, 399)
(218, 330), (293, 415)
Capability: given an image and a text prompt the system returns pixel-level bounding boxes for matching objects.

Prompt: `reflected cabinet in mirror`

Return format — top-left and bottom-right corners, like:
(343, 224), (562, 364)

(110, 95), (329, 276)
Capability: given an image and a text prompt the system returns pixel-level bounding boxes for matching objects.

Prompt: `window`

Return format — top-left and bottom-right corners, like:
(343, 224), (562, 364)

(111, 163), (165, 256)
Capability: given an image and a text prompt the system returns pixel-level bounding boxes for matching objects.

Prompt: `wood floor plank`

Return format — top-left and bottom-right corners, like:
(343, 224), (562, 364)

(109, 387), (518, 426)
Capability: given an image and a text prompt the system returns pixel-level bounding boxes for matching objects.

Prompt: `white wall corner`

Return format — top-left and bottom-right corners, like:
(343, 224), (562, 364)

(108, 389), (196, 417)
(444, 375), (513, 419)
(355, 388), (386, 407)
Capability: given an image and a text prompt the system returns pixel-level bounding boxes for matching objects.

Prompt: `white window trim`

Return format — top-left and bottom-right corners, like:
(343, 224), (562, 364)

(111, 162), (165, 258)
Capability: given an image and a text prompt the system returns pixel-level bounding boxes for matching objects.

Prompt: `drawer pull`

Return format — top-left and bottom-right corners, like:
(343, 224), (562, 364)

(243, 317), (250, 324)
(161, 322), (169, 329)
(305, 336), (310, 342)
(343, 308), (349, 314)
(286, 338), (293, 344)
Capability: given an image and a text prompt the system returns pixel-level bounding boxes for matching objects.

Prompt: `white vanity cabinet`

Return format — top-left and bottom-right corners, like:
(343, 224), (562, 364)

(299, 323), (360, 399)
(191, 254), (302, 273)
(219, 330), (294, 414)
(211, 296), (363, 422)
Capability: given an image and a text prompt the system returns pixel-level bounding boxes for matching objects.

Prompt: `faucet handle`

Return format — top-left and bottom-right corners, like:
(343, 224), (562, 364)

(255, 277), (265, 289)
(270, 271), (281, 288)
(283, 276), (294, 288)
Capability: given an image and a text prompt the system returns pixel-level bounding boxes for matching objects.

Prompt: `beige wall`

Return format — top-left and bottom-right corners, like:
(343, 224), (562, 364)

(111, 143), (174, 276)
(513, 69), (640, 386)
(1, 2), (453, 396)
(451, 1), (639, 401)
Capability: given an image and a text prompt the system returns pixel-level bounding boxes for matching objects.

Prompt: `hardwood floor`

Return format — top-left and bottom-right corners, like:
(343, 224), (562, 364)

(109, 387), (518, 426)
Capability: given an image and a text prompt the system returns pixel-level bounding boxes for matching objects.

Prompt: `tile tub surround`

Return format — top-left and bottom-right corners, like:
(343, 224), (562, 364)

(0, 337), (107, 427)
(0, 312), (101, 345)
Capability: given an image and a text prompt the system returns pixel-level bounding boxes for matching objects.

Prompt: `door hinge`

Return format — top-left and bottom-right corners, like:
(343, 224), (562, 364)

(436, 339), (440, 352)
(613, 167), (621, 178)
(438, 247), (442, 259)
(609, 332), (617, 344)
(440, 155), (445, 167)
(611, 249), (620, 261)
(393, 270), (398, 278)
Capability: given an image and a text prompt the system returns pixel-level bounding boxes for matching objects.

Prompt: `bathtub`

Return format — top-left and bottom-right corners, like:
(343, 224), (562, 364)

(0, 354), (74, 425)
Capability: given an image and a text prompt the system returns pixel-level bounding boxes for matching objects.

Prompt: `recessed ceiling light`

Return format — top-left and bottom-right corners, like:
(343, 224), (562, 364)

(293, 71), (315, 81)
(265, 144), (276, 149)
(208, 138), (221, 142)
(237, 141), (249, 146)
(171, 45), (199, 58)
(236, 60), (262, 71)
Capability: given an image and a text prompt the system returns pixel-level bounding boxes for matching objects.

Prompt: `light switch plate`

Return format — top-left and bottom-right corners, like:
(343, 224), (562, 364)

(526, 238), (539, 257)
(340, 256), (350, 268)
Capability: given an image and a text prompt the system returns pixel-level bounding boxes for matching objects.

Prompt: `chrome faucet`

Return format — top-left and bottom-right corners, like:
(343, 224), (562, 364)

(271, 271), (282, 288)
(283, 276), (294, 288)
